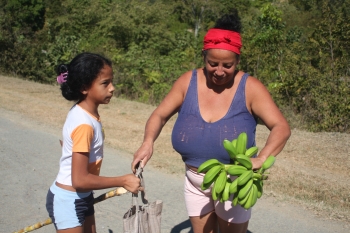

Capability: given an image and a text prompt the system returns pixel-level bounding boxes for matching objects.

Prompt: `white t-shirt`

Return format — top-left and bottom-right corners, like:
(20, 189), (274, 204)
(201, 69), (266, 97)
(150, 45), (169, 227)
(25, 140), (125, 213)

(55, 104), (104, 186)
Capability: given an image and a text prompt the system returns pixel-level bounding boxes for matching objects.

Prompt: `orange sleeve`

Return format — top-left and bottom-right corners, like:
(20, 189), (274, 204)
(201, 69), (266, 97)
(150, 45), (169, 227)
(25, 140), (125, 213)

(71, 124), (94, 152)
(88, 159), (103, 176)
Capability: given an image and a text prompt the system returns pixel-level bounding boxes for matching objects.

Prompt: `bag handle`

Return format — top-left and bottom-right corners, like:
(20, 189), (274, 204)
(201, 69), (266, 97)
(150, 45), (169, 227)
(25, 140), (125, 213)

(132, 163), (148, 205)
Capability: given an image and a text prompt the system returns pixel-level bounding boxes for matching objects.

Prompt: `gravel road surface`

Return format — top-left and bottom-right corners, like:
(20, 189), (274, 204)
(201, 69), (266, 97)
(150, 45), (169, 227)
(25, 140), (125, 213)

(0, 108), (347, 233)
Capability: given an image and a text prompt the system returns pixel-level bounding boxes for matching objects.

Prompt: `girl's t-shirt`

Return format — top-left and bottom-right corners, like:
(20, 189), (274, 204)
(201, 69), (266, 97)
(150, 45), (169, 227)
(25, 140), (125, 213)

(55, 104), (104, 186)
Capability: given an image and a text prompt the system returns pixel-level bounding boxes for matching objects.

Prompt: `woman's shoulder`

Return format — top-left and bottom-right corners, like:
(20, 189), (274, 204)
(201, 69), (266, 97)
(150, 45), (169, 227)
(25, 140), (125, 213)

(245, 74), (271, 100)
(173, 69), (198, 89)
(245, 74), (266, 89)
(178, 69), (195, 80)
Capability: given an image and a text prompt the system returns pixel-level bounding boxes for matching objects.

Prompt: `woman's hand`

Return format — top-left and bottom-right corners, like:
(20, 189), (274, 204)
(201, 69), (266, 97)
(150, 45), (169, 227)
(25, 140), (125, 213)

(250, 156), (266, 171)
(131, 142), (153, 173)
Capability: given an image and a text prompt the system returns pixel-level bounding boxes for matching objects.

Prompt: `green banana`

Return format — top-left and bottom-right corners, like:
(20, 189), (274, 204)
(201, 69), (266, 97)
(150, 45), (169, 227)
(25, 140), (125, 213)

(231, 139), (237, 148)
(252, 172), (262, 180)
(215, 190), (223, 203)
(236, 132), (247, 154)
(201, 180), (213, 191)
(243, 185), (254, 209)
(214, 169), (228, 194)
(212, 187), (218, 201)
(197, 158), (222, 173)
(232, 193), (239, 206)
(219, 193), (224, 203)
(223, 139), (238, 160)
(235, 154), (253, 170)
(237, 178), (253, 200)
(250, 183), (258, 207)
(224, 164), (233, 171)
(203, 164), (222, 185)
(229, 178), (238, 194)
(221, 179), (231, 202)
(237, 170), (253, 186)
(262, 155), (276, 170)
(245, 146), (258, 158)
(226, 165), (248, 176)
(238, 184), (252, 206)
(253, 179), (263, 198)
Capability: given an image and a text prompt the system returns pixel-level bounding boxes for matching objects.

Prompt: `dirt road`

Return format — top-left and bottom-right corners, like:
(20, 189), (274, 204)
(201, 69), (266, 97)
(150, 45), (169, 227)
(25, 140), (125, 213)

(1, 108), (348, 233)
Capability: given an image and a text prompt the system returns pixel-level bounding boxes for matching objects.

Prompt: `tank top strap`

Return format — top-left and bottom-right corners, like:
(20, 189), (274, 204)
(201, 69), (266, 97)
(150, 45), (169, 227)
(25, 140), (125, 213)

(241, 73), (250, 83)
(190, 69), (198, 87)
(187, 69), (198, 101)
(178, 69), (200, 116)
(236, 73), (249, 101)
(226, 72), (250, 117)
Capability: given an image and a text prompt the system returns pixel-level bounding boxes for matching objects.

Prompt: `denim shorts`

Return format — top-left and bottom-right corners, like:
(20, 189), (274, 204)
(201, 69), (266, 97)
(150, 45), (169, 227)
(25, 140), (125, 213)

(46, 182), (95, 230)
(184, 166), (251, 224)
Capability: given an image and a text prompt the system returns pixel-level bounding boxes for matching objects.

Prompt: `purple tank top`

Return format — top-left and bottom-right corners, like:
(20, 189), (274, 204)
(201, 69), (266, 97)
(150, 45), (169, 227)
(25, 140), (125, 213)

(171, 69), (257, 167)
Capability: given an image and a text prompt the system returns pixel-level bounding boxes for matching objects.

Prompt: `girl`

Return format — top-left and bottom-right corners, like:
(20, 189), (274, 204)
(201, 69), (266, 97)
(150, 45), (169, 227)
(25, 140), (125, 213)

(46, 52), (141, 233)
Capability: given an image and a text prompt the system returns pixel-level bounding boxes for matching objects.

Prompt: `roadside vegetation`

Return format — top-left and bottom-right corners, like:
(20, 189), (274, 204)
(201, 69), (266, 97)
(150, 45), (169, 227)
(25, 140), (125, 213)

(0, 0), (349, 132)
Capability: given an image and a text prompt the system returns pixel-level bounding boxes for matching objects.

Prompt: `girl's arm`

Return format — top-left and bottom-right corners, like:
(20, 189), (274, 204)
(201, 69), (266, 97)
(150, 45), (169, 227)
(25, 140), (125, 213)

(131, 71), (192, 173)
(246, 76), (291, 170)
(71, 152), (141, 193)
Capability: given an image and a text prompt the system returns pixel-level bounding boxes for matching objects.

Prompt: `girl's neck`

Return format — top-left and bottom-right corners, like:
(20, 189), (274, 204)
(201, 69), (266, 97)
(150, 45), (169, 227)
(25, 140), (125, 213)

(77, 101), (100, 119)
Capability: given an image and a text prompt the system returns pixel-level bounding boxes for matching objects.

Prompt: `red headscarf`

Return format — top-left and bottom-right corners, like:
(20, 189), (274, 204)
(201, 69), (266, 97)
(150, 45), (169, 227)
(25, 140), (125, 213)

(203, 28), (242, 54)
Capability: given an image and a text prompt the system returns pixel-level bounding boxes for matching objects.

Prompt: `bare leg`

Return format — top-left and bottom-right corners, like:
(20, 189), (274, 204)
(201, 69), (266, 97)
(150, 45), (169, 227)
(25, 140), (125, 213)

(83, 215), (96, 233)
(189, 211), (219, 233)
(57, 226), (83, 233)
(56, 215), (96, 233)
(217, 216), (249, 233)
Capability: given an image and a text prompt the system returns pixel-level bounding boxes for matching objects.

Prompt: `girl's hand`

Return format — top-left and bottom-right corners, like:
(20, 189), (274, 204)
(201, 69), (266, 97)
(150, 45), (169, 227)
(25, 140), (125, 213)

(122, 174), (142, 194)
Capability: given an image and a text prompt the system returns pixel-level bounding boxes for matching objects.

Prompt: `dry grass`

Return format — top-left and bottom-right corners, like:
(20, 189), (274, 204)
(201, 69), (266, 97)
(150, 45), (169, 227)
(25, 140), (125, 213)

(1, 75), (349, 225)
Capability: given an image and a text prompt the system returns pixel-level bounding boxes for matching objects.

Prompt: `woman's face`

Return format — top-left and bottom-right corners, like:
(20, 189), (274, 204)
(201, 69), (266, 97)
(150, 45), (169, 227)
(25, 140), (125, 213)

(204, 49), (239, 86)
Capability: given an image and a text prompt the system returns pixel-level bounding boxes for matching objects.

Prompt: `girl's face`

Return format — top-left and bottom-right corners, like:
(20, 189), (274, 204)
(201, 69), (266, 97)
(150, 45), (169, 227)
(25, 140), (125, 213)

(204, 49), (239, 86)
(84, 65), (115, 105)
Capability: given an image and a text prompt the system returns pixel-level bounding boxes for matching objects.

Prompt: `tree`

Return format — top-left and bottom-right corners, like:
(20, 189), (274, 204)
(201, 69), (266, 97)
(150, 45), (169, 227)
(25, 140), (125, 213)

(0, 0), (45, 75)
(246, 3), (285, 82)
(304, 0), (350, 131)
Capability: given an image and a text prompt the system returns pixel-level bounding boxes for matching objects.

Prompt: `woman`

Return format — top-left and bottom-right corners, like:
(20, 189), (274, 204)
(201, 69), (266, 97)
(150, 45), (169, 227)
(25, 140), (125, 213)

(132, 10), (291, 233)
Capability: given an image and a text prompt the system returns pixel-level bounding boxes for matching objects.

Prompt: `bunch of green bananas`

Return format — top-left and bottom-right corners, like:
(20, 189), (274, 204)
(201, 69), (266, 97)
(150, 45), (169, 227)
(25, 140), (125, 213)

(197, 132), (276, 210)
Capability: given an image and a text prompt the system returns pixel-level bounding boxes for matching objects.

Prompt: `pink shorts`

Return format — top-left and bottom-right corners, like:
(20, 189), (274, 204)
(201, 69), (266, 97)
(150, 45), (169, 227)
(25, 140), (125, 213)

(184, 166), (251, 224)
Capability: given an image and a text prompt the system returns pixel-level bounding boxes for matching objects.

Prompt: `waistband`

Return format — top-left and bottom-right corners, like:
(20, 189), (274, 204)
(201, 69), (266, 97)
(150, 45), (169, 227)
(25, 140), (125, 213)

(185, 164), (204, 176)
(50, 182), (92, 199)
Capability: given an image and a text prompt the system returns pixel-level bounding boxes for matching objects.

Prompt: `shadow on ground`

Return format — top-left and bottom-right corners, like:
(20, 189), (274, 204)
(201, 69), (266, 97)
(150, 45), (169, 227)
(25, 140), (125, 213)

(170, 219), (193, 232)
(169, 219), (253, 233)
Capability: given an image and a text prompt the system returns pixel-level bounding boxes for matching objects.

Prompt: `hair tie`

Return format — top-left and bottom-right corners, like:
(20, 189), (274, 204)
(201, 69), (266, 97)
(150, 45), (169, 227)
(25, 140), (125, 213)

(203, 28), (242, 54)
(57, 72), (68, 84)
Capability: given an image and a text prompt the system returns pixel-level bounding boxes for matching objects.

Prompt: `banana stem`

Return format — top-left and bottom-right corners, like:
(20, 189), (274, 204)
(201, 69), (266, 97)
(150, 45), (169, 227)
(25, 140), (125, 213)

(224, 164), (232, 171)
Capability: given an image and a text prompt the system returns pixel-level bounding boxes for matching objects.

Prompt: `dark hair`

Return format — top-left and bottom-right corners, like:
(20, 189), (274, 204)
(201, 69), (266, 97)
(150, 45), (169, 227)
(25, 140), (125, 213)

(202, 9), (242, 59)
(57, 52), (112, 102)
(213, 9), (242, 33)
